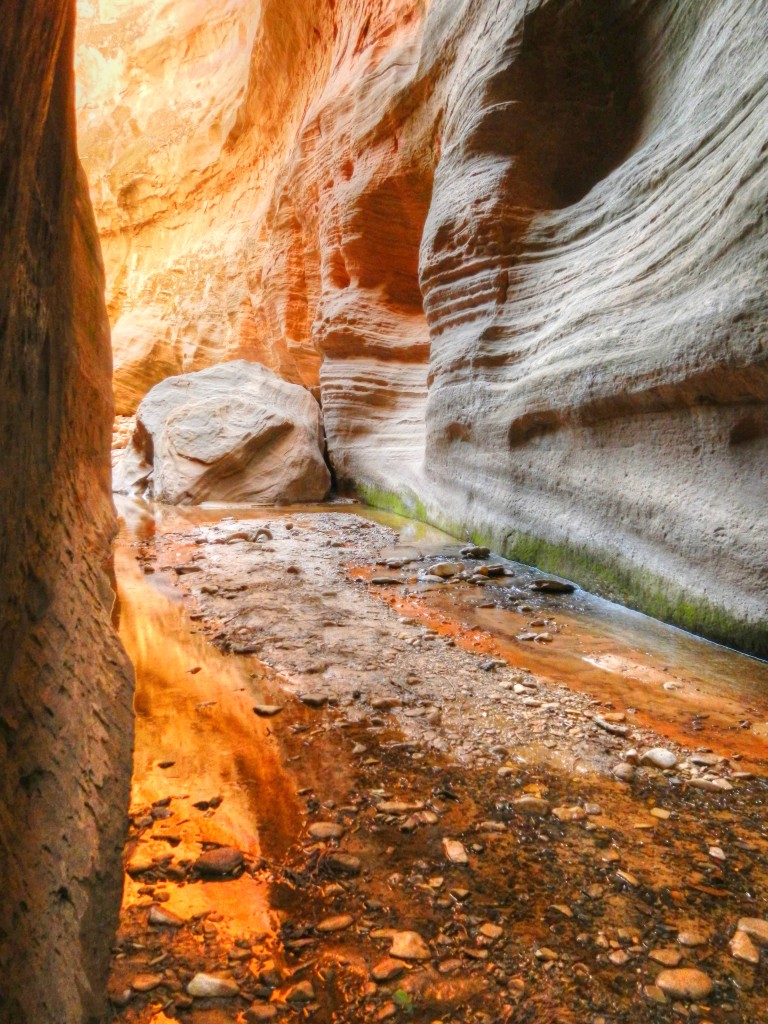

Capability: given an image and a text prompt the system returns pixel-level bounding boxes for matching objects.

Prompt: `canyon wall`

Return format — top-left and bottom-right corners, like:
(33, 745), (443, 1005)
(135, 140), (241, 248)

(0, 3), (133, 1022)
(77, 0), (768, 656)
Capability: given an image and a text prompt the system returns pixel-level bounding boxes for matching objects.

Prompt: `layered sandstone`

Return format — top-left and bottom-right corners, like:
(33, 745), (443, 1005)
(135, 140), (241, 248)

(76, 0), (767, 655)
(122, 361), (331, 504)
(0, 4), (133, 1022)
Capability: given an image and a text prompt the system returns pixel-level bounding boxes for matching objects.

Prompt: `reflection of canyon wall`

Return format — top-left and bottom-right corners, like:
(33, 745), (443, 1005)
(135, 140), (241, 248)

(77, 0), (768, 655)
(0, 4), (133, 1021)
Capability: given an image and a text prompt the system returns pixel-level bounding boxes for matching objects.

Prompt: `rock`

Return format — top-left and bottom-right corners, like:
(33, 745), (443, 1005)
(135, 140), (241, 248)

(461, 546), (490, 558)
(377, 800), (425, 814)
(552, 805), (585, 822)
(442, 838), (469, 864)
(284, 980), (315, 1003)
(649, 948), (682, 967)
(613, 763), (636, 782)
(429, 562), (465, 578)
(195, 846), (244, 877)
(640, 748), (678, 769)
(245, 1006), (278, 1022)
(730, 929), (760, 964)
(132, 973), (165, 993)
(479, 922), (504, 940)
(529, 579), (576, 594)
(688, 777), (733, 792)
(316, 914), (354, 933)
(390, 931), (431, 961)
(299, 693), (329, 708)
(187, 973), (240, 998)
(677, 929), (709, 948)
(511, 797), (551, 816)
(324, 852), (362, 876)
(148, 905), (185, 928)
(655, 968), (713, 1002)
(736, 918), (768, 947)
(309, 821), (345, 840)
(371, 958), (406, 983)
(121, 362), (331, 504)
(253, 705), (283, 717)
(594, 716), (630, 737)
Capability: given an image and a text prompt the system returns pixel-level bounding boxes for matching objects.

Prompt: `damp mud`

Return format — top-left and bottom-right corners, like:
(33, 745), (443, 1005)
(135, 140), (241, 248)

(110, 498), (768, 1024)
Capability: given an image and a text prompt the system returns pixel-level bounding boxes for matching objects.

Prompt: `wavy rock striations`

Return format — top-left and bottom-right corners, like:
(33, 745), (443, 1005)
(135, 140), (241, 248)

(77, 0), (767, 654)
(0, 4), (133, 1022)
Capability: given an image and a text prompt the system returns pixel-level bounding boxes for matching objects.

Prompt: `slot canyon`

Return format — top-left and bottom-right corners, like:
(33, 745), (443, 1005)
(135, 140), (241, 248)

(1, 0), (767, 1022)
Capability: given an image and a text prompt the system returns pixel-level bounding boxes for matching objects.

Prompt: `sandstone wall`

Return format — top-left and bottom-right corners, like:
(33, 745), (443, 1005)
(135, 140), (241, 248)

(77, 0), (767, 655)
(0, 3), (133, 1021)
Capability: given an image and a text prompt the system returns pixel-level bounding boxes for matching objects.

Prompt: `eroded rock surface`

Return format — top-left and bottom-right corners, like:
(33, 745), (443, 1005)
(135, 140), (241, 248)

(0, 4), (133, 1021)
(77, 0), (768, 653)
(121, 361), (330, 504)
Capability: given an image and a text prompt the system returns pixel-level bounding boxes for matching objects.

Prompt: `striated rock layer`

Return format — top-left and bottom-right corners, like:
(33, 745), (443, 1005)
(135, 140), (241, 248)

(0, 3), (133, 1022)
(77, 0), (767, 655)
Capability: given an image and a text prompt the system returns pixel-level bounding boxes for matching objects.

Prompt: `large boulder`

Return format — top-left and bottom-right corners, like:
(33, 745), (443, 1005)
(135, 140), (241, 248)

(121, 361), (331, 504)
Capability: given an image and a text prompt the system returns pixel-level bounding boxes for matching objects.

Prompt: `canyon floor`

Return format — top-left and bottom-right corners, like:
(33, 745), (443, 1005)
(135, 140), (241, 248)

(110, 499), (768, 1024)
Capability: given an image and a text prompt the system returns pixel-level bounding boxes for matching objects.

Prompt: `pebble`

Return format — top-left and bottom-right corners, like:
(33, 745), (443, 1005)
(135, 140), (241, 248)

(377, 800), (424, 814)
(299, 693), (329, 708)
(132, 973), (164, 993)
(649, 948), (682, 967)
(530, 579), (575, 594)
(655, 968), (713, 1002)
(677, 929), (708, 948)
(552, 805), (585, 822)
(253, 705), (283, 717)
(324, 851), (362, 876)
(442, 838), (469, 864)
(245, 1006), (278, 1022)
(371, 958), (405, 982)
(594, 716), (629, 737)
(479, 922), (504, 940)
(285, 980), (315, 1003)
(195, 846), (244, 877)
(317, 914), (354, 933)
(390, 930), (431, 961)
(512, 797), (550, 816)
(730, 929), (760, 964)
(613, 763), (635, 782)
(688, 777), (733, 792)
(429, 562), (465, 578)
(641, 748), (678, 769)
(187, 973), (240, 998)
(609, 949), (630, 966)
(309, 821), (345, 840)
(736, 918), (768, 947)
(148, 905), (185, 928)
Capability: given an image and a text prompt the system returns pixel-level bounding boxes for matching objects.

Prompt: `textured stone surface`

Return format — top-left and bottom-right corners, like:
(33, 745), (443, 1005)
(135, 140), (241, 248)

(122, 361), (330, 504)
(0, 3), (134, 1021)
(77, 0), (768, 653)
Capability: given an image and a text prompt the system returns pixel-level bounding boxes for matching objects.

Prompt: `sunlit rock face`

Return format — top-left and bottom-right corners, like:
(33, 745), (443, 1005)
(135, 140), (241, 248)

(0, 3), (133, 1021)
(77, 0), (767, 654)
(120, 361), (331, 504)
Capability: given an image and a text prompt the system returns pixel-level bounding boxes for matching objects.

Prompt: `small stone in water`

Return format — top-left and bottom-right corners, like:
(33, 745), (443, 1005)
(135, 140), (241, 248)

(736, 918), (768, 948)
(390, 930), (431, 961)
(442, 838), (469, 864)
(641, 748), (678, 769)
(284, 980), (315, 1004)
(187, 973), (240, 998)
(371, 958), (405, 982)
(730, 930), (760, 964)
(309, 821), (345, 840)
(316, 914), (353, 933)
(195, 846), (244, 877)
(132, 973), (164, 993)
(655, 968), (713, 1002)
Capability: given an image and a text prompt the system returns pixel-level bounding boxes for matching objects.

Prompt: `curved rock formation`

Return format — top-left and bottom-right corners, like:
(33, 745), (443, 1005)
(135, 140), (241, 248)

(76, 0), (768, 655)
(122, 361), (331, 504)
(0, 3), (133, 1022)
